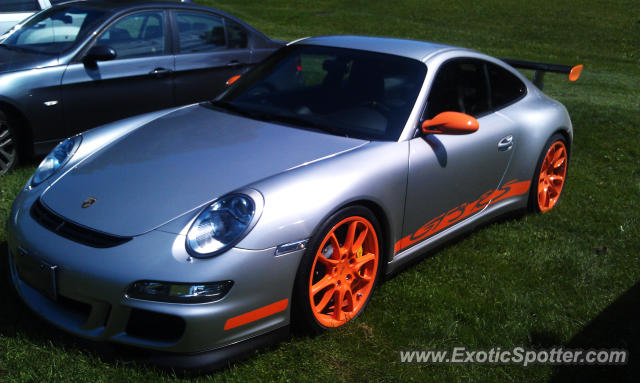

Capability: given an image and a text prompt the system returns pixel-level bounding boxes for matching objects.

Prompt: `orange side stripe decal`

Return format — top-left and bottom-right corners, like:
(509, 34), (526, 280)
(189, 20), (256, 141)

(394, 179), (531, 254)
(224, 299), (289, 330)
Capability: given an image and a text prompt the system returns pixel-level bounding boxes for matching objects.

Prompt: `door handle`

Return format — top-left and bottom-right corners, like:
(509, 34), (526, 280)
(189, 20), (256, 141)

(226, 60), (242, 67)
(498, 135), (514, 151)
(149, 67), (172, 77)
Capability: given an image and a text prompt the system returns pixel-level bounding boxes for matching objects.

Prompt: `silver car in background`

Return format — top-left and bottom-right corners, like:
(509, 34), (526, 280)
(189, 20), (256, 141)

(6, 35), (582, 370)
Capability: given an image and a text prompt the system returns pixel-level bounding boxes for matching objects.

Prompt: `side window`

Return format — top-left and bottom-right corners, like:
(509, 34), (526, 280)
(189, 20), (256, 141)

(487, 62), (526, 110)
(97, 11), (165, 59)
(0, 0), (39, 13)
(176, 11), (225, 53)
(424, 59), (490, 119)
(226, 20), (248, 49)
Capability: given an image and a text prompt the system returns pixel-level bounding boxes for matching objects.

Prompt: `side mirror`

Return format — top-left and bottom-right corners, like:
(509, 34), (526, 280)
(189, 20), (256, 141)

(84, 45), (117, 63)
(421, 111), (479, 135)
(226, 74), (241, 86)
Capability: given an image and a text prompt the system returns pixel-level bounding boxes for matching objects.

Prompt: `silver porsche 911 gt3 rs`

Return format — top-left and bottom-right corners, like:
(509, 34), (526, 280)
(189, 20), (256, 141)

(6, 35), (582, 369)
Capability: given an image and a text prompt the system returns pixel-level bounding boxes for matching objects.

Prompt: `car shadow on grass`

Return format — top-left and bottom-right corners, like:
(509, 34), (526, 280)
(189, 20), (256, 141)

(548, 281), (639, 383)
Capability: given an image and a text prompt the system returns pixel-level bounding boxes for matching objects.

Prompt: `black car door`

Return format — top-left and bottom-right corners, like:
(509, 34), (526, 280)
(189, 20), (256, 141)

(171, 10), (252, 105)
(60, 10), (174, 135)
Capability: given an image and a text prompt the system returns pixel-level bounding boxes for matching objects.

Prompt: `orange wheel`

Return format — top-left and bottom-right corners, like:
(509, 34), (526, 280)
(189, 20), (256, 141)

(530, 134), (569, 212)
(308, 216), (379, 327)
(293, 206), (382, 332)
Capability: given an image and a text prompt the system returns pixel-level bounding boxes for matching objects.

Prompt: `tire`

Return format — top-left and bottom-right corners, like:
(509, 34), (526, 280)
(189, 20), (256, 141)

(0, 110), (19, 175)
(529, 133), (569, 212)
(292, 206), (383, 334)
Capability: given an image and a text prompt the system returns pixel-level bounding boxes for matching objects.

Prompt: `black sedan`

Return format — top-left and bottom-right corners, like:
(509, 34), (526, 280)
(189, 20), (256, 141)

(0, 0), (282, 174)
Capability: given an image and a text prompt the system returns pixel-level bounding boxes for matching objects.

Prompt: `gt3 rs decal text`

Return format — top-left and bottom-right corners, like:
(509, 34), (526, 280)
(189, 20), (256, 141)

(394, 179), (531, 253)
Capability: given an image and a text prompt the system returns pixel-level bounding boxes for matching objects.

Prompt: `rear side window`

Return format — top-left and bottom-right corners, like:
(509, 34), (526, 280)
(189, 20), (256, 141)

(0, 0), (39, 13)
(176, 11), (225, 53)
(487, 63), (526, 109)
(227, 20), (248, 49)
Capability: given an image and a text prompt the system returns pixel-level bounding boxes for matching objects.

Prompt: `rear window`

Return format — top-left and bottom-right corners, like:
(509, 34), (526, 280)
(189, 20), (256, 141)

(227, 20), (248, 49)
(175, 11), (225, 53)
(0, 0), (39, 13)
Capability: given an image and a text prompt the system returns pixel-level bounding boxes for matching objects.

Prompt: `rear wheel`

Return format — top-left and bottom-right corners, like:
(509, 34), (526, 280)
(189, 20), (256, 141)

(293, 206), (382, 333)
(0, 110), (19, 175)
(530, 133), (569, 212)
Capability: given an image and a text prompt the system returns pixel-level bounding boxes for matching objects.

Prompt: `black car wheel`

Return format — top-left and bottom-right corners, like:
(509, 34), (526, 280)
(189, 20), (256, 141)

(0, 110), (19, 175)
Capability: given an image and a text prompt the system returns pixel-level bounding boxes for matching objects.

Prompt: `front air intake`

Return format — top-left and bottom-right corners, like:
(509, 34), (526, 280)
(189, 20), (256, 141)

(30, 199), (132, 248)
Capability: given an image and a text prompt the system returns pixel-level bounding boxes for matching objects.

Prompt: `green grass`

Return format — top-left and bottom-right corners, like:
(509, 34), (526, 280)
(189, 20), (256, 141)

(1, 0), (639, 381)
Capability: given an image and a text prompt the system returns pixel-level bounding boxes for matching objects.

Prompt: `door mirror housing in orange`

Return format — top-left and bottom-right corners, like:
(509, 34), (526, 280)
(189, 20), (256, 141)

(421, 111), (479, 135)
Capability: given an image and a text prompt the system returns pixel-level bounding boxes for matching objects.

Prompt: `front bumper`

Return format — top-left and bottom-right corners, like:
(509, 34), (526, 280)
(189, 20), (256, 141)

(6, 191), (304, 357)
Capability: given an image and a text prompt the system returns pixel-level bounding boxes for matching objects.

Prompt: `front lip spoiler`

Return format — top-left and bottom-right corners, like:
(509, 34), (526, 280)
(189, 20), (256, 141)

(122, 325), (291, 373)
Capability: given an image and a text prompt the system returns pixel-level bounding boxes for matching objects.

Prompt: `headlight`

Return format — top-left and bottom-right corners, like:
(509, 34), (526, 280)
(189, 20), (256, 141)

(31, 136), (81, 186)
(186, 194), (255, 257)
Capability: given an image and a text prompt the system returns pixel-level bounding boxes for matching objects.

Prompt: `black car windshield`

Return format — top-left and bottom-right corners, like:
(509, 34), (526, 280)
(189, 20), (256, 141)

(213, 45), (427, 141)
(1, 6), (108, 55)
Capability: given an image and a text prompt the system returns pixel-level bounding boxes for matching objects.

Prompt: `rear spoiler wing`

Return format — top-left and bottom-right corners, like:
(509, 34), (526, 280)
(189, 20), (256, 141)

(502, 59), (583, 89)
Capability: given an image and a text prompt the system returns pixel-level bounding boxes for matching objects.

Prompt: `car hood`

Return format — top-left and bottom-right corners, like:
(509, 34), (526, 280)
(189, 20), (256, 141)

(40, 105), (368, 237)
(0, 48), (58, 74)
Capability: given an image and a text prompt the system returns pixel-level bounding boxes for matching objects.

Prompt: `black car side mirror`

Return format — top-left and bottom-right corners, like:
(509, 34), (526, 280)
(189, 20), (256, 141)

(84, 45), (117, 63)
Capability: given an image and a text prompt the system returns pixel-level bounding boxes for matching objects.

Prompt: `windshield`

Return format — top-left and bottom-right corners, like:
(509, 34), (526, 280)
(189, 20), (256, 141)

(1, 6), (108, 55)
(213, 45), (427, 141)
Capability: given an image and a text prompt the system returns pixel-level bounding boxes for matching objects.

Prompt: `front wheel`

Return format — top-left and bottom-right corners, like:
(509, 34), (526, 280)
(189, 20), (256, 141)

(529, 133), (569, 212)
(0, 110), (19, 175)
(293, 206), (382, 333)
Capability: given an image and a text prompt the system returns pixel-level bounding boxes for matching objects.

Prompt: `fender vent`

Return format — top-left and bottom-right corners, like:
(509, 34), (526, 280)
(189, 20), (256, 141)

(30, 199), (132, 248)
